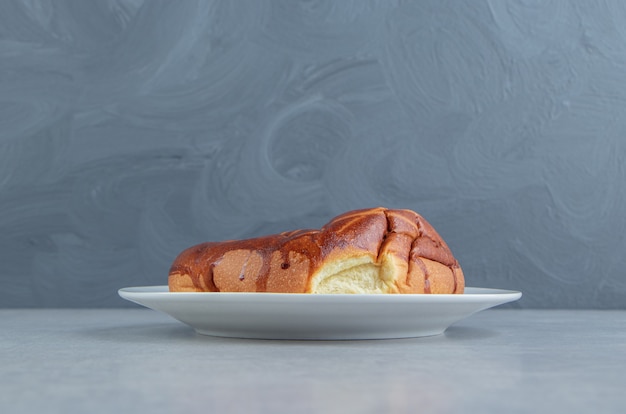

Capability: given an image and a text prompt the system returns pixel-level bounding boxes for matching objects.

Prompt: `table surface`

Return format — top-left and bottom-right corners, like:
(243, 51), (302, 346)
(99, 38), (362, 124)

(1, 308), (625, 414)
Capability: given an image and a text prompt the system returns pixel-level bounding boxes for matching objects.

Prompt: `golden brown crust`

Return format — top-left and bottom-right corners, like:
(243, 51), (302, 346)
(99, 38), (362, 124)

(168, 207), (464, 294)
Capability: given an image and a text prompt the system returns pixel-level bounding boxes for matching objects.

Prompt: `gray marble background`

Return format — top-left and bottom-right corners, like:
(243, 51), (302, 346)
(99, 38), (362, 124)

(1, 0), (624, 308)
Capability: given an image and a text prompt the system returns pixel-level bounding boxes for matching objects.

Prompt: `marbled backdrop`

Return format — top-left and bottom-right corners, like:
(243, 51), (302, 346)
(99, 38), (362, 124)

(1, 0), (624, 308)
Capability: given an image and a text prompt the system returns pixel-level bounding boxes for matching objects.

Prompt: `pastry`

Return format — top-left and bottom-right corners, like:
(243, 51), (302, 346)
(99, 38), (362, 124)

(168, 207), (464, 294)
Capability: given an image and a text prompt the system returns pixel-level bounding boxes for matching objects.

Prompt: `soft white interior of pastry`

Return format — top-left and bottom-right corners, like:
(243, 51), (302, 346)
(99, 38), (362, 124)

(310, 256), (396, 294)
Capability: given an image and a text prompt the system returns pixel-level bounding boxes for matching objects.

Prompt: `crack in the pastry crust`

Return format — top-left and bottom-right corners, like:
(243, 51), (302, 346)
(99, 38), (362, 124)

(380, 211), (443, 294)
(377, 210), (392, 262)
(411, 214), (432, 293)
(238, 250), (252, 281)
(207, 262), (216, 291)
(381, 210), (422, 291)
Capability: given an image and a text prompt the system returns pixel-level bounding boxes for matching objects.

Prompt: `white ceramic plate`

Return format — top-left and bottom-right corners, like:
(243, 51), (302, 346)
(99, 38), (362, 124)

(118, 286), (521, 340)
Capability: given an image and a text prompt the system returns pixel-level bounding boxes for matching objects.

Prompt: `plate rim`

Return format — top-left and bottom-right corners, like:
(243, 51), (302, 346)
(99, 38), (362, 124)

(119, 285), (522, 302)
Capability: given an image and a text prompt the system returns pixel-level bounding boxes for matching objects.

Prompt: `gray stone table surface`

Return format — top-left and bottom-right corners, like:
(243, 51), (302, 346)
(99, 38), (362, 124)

(1, 309), (625, 414)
